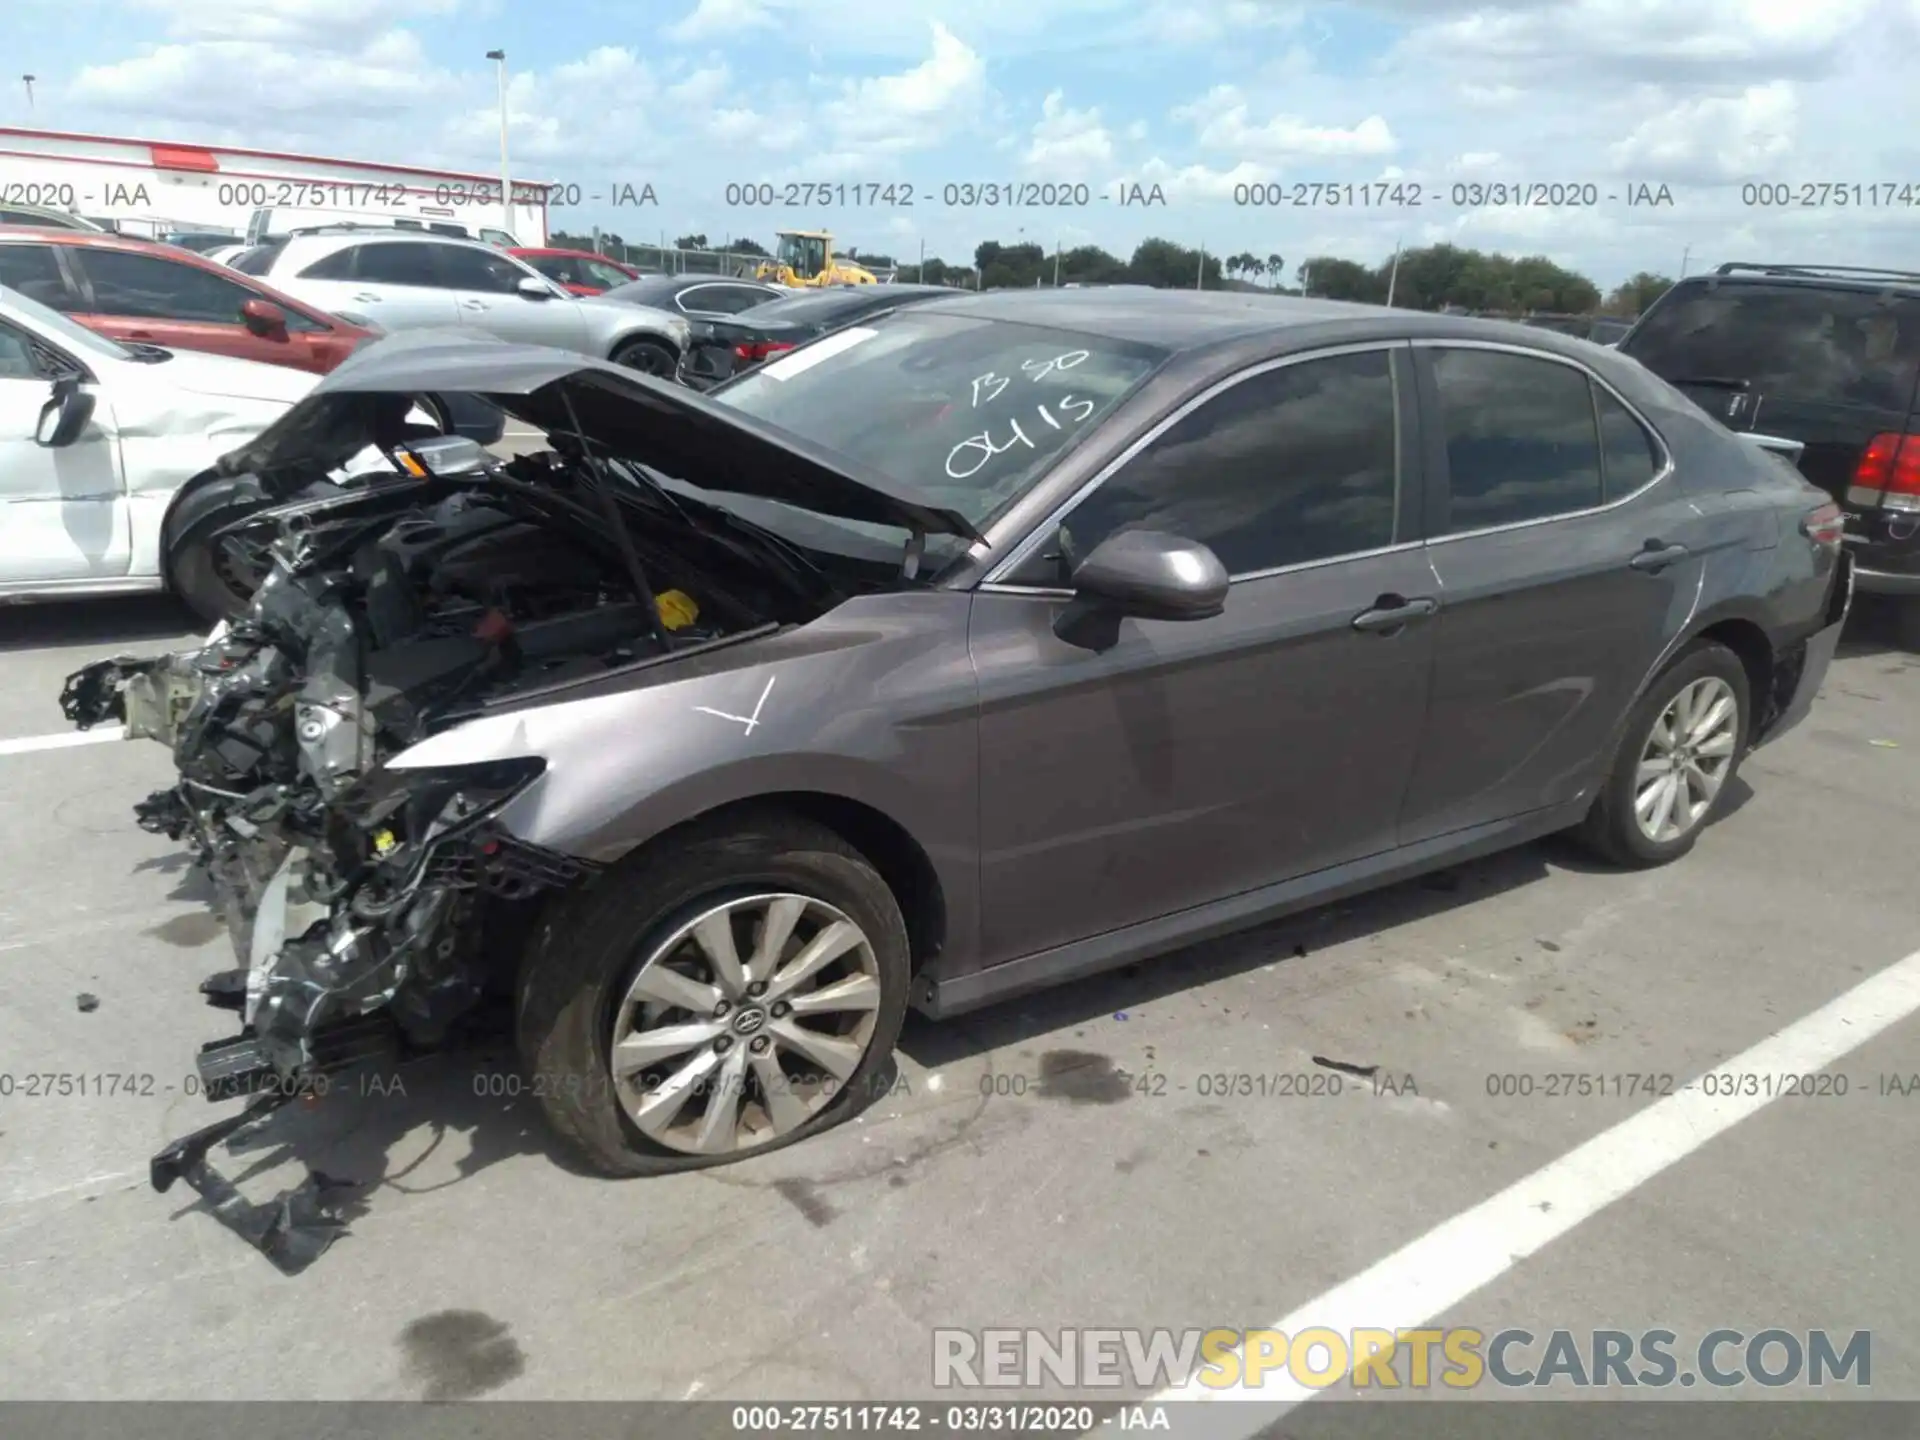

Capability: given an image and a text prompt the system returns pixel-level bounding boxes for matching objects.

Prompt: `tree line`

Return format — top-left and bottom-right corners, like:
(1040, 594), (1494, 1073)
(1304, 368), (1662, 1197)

(556, 230), (1677, 318)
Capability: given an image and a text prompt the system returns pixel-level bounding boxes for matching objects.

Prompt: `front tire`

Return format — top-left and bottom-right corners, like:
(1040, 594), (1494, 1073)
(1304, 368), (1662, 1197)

(165, 515), (263, 626)
(516, 811), (910, 1176)
(610, 337), (677, 377)
(1577, 640), (1751, 867)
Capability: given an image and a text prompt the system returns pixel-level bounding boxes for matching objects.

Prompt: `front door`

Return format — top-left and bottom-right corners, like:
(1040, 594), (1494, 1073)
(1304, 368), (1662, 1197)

(434, 243), (590, 351)
(970, 345), (1438, 965)
(0, 321), (128, 584)
(1398, 343), (1707, 843)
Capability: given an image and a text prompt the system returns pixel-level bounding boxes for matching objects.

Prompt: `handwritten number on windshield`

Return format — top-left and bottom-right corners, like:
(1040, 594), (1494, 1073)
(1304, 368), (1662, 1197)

(971, 372), (1010, 407)
(1021, 350), (1089, 381)
(944, 396), (1094, 479)
(969, 352), (1090, 407)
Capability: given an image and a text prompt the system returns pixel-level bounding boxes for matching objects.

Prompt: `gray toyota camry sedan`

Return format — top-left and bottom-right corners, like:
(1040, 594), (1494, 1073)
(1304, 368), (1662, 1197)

(63, 290), (1850, 1190)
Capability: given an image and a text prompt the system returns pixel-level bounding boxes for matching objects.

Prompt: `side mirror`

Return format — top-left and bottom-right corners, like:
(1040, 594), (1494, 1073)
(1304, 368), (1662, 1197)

(1053, 529), (1229, 650)
(35, 376), (96, 448)
(516, 276), (554, 300)
(239, 297), (288, 338)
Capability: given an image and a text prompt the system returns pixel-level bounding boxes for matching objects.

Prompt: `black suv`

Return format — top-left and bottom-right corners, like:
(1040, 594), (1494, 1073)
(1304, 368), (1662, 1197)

(1618, 263), (1920, 644)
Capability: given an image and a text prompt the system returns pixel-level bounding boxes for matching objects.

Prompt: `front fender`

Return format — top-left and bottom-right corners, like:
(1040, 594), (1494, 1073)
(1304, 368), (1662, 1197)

(378, 593), (984, 962)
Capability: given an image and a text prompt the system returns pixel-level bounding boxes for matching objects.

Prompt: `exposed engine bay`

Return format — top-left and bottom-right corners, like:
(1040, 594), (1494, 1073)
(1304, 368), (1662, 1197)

(60, 434), (847, 1153)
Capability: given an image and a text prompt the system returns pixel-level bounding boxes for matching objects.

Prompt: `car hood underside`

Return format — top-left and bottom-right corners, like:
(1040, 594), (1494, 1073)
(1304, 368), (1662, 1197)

(214, 329), (983, 543)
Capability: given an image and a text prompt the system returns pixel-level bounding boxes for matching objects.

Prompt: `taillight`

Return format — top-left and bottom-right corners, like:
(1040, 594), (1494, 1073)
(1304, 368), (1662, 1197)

(1847, 431), (1920, 511)
(732, 339), (796, 364)
(1801, 501), (1845, 548)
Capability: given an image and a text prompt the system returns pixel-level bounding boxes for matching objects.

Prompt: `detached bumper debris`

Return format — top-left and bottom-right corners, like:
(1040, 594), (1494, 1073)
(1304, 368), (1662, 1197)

(150, 1092), (359, 1275)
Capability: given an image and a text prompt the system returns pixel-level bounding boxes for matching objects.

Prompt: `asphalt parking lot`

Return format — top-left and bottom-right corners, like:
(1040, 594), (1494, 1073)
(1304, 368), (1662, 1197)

(2, 578), (1917, 1415)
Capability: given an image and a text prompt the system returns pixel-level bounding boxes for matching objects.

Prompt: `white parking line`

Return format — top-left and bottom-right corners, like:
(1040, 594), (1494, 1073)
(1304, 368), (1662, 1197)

(0, 726), (126, 756)
(1147, 946), (1920, 1425)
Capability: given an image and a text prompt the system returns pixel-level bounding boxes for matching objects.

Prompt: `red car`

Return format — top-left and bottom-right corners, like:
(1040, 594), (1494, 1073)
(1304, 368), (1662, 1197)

(0, 227), (375, 372)
(509, 247), (641, 295)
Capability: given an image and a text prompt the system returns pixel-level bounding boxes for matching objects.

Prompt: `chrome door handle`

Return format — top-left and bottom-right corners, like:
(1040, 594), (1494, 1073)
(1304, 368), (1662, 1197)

(462, 299), (488, 310)
(1352, 595), (1439, 633)
(351, 292), (380, 302)
(1630, 542), (1690, 572)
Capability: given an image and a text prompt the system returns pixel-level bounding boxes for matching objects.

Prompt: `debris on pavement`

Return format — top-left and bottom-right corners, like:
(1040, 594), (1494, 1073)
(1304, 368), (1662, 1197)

(1312, 1054), (1380, 1079)
(75, 993), (99, 1013)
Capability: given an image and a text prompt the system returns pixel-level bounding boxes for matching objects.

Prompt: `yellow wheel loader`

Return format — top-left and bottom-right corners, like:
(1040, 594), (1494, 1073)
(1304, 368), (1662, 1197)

(746, 230), (878, 286)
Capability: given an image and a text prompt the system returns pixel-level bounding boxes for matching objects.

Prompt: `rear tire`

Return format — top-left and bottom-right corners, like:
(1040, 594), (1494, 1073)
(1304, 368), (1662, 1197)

(1576, 640), (1751, 868)
(610, 337), (677, 377)
(516, 811), (910, 1176)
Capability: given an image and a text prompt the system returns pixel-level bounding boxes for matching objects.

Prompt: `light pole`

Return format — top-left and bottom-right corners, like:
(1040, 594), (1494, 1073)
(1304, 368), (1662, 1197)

(1385, 240), (1403, 306)
(22, 75), (35, 114)
(485, 50), (510, 225)
(1679, 243), (1691, 278)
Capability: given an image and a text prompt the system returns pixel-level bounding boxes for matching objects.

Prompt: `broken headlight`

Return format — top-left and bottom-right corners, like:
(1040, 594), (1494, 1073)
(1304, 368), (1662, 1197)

(340, 756), (546, 869)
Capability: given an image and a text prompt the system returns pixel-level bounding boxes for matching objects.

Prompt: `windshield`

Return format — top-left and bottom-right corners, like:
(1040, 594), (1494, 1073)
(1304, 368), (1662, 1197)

(705, 310), (1168, 549)
(0, 282), (135, 361)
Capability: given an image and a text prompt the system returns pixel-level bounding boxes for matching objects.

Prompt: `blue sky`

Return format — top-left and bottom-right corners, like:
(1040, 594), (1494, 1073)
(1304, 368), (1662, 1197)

(5, 0), (1920, 286)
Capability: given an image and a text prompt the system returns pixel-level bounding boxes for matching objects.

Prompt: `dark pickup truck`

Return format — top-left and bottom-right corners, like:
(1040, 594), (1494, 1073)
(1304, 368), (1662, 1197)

(1617, 262), (1920, 645)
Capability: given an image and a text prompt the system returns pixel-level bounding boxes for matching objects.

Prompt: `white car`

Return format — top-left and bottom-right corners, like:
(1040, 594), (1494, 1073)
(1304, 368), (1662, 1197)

(232, 230), (693, 376)
(0, 282), (458, 613)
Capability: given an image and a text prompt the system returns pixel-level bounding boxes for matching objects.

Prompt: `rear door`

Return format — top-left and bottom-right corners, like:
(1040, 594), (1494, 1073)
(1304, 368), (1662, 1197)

(0, 318), (128, 584)
(970, 345), (1437, 964)
(288, 242), (463, 330)
(1398, 343), (1707, 843)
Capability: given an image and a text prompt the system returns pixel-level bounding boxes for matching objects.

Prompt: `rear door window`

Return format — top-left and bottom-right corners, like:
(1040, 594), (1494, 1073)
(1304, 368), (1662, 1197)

(1429, 349), (1604, 532)
(0, 244), (76, 309)
(1597, 389), (1662, 499)
(71, 248), (256, 323)
(348, 243), (440, 287)
(1622, 282), (1920, 417)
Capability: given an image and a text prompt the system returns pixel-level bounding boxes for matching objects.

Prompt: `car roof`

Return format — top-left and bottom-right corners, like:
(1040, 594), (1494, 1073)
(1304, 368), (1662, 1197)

(1689, 263), (1920, 296)
(903, 287), (1617, 358)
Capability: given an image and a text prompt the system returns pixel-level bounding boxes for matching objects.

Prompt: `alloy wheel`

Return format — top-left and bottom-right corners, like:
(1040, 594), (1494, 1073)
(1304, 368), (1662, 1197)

(1633, 675), (1739, 844)
(609, 893), (883, 1155)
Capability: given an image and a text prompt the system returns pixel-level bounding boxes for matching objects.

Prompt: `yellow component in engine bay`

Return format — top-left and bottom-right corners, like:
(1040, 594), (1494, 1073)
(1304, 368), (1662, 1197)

(655, 589), (700, 632)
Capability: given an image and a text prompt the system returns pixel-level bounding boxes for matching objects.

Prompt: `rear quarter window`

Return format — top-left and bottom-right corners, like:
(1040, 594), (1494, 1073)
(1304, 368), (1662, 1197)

(1623, 282), (1920, 416)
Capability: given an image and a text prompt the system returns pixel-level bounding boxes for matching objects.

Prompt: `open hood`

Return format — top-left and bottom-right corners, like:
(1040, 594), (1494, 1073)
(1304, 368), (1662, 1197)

(213, 329), (984, 543)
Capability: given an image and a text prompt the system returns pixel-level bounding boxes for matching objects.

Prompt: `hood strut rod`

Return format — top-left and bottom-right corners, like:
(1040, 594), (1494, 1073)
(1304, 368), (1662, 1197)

(558, 386), (667, 646)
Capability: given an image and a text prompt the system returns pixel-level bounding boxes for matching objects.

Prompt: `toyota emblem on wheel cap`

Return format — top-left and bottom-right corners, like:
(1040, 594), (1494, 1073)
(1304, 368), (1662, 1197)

(731, 1007), (768, 1036)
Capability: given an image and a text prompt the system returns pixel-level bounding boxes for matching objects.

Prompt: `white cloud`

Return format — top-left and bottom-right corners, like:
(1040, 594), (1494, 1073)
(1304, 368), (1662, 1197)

(1024, 90), (1114, 174)
(819, 21), (986, 156)
(668, 65), (732, 107)
(1607, 82), (1797, 182)
(1173, 85), (1397, 161)
(126, 0), (456, 45)
(668, 0), (776, 42)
